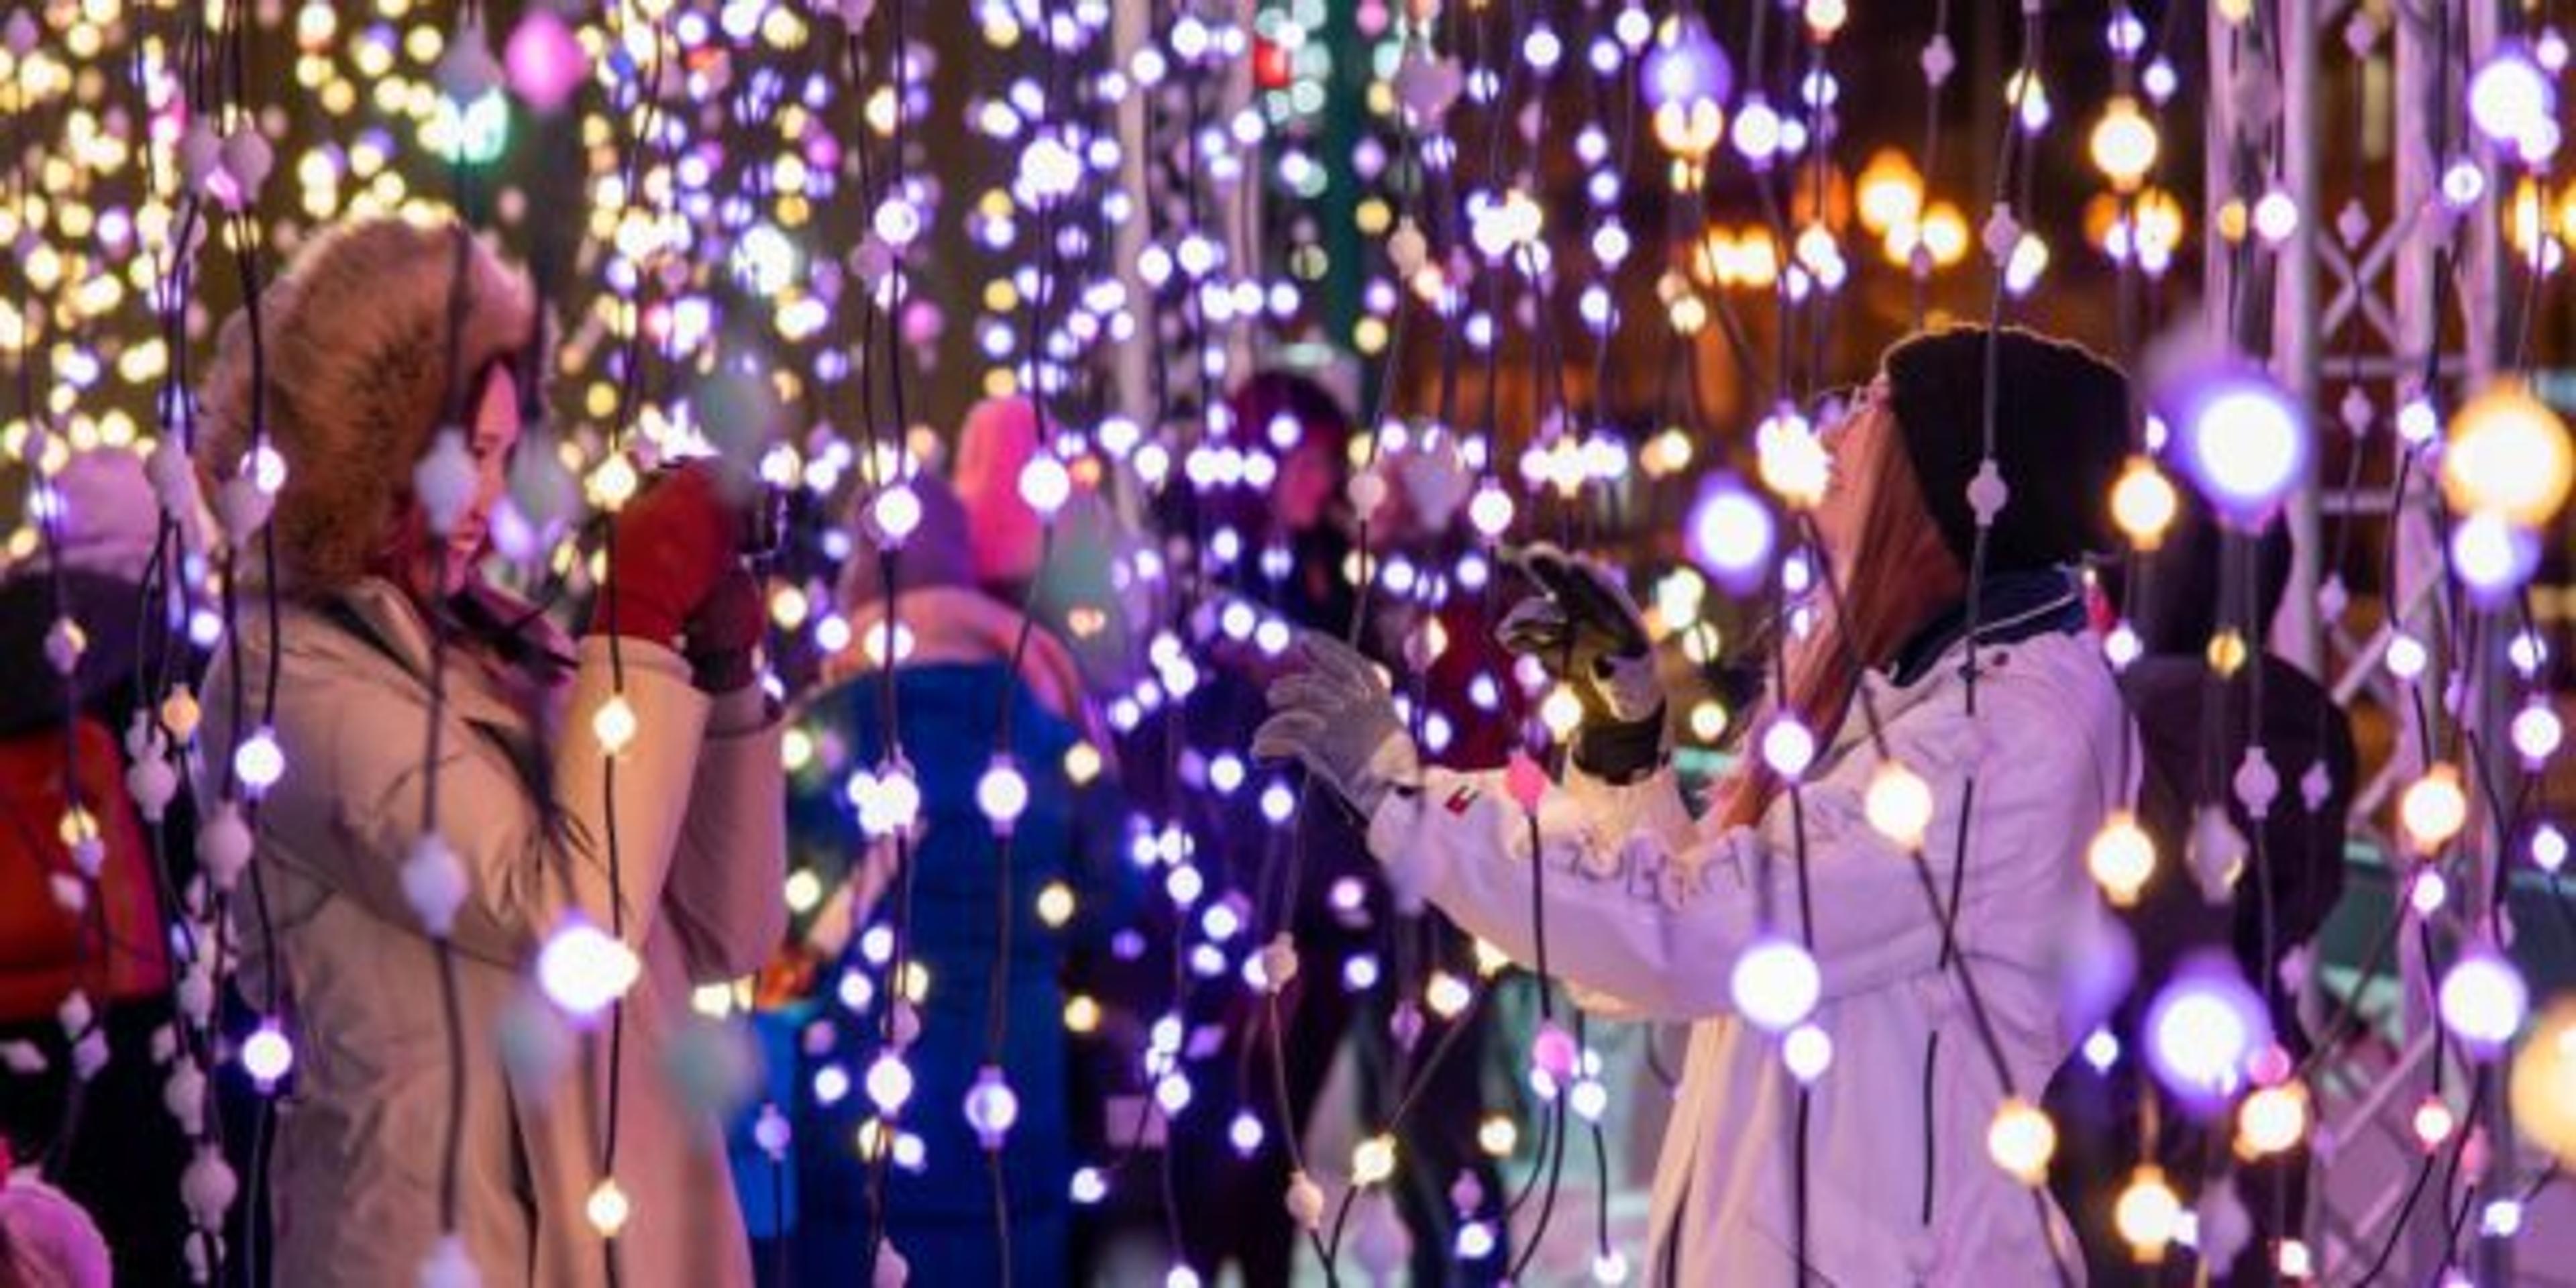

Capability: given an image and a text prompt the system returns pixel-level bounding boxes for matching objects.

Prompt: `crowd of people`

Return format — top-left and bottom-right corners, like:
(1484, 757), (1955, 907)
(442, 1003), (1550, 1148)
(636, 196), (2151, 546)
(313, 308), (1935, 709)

(1, 216), (2359, 1287)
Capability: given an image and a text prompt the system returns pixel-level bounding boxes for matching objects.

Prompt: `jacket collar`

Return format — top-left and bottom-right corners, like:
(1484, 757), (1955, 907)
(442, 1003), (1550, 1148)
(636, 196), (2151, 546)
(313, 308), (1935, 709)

(307, 578), (567, 736)
(1823, 571), (2092, 770)
(1884, 567), (2087, 689)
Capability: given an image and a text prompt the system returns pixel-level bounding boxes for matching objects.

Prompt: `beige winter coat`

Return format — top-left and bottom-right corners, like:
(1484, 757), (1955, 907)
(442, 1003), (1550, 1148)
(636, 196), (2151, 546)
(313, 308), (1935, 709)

(201, 578), (785, 1288)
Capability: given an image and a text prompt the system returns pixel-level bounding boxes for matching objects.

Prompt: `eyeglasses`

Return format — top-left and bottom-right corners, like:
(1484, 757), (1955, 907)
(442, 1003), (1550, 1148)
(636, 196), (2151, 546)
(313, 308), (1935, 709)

(1813, 378), (1889, 440)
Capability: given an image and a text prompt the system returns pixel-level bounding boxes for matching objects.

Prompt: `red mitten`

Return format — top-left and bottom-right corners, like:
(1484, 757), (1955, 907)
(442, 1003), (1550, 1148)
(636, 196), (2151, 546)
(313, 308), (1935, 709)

(587, 464), (739, 647)
(684, 565), (766, 692)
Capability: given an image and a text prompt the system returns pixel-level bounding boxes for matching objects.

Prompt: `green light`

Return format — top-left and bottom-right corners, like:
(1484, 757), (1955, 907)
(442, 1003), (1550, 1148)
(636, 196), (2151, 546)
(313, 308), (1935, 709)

(425, 88), (509, 166)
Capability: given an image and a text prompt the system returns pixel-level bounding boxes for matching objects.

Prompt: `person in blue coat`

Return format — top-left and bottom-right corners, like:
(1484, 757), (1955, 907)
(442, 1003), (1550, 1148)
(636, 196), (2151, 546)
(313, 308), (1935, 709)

(741, 470), (1137, 1287)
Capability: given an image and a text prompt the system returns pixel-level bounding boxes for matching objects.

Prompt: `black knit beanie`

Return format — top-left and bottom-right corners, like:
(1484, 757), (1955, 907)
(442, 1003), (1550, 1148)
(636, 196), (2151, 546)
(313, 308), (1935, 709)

(1881, 325), (2133, 574)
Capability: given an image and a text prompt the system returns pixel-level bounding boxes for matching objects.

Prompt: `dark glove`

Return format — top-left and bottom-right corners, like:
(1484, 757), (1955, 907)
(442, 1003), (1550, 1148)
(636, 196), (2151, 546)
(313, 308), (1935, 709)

(683, 565), (765, 692)
(1498, 543), (1667, 784)
(586, 462), (743, 647)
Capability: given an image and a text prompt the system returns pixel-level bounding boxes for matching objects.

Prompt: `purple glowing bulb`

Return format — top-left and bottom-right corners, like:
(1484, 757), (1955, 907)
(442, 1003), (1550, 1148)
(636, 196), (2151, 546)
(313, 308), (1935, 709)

(2142, 953), (2272, 1111)
(2165, 364), (2310, 523)
(1685, 475), (1775, 592)
(1642, 15), (1732, 110)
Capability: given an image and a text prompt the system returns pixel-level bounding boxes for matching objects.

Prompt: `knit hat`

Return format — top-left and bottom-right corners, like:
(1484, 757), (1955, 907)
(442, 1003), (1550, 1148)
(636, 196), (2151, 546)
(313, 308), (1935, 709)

(1882, 325), (2131, 574)
(839, 470), (974, 609)
(1, 447), (197, 588)
(951, 395), (1044, 589)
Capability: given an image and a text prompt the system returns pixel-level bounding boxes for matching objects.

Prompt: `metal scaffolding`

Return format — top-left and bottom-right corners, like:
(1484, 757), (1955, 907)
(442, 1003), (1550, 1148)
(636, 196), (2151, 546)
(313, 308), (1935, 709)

(2228, 1), (2532, 1281)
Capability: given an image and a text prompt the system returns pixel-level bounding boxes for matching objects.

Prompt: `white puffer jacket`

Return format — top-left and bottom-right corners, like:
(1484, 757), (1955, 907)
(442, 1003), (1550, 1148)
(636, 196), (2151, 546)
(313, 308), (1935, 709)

(1364, 627), (2127, 1285)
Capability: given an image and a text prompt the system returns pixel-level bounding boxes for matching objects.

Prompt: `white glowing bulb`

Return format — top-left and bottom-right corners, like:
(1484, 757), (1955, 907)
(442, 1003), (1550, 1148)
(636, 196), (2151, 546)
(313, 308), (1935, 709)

(2183, 378), (2307, 517)
(1732, 97), (1782, 162)
(2443, 383), (2573, 527)
(1863, 763), (1935, 849)
(2114, 1167), (2182, 1257)
(976, 759), (1030, 829)
(1687, 482), (1775, 590)
(2483, 1199), (2525, 1239)
(1729, 937), (1821, 1032)
(1986, 1097), (2056, 1185)
(2110, 457), (2180, 549)
(2236, 1083), (2310, 1157)
(241, 1022), (294, 1086)
(2400, 765), (2469, 851)
(590, 695), (638, 756)
(2387, 633), (2429, 680)
(2451, 510), (2539, 598)
(2412, 1096), (2457, 1148)
(233, 728), (285, 794)
(1568, 1078), (1610, 1122)
(2251, 191), (2300, 243)
(866, 1053), (916, 1114)
(813, 1064), (851, 1106)
(1018, 133), (1083, 201)
(588, 453), (639, 511)
(537, 922), (640, 1018)
(1426, 972), (1473, 1020)
(2469, 48), (2555, 150)
(1467, 484), (1515, 538)
(963, 1065), (1020, 1146)
(1782, 1023), (1833, 1083)
(2081, 97), (2163, 188)
(1155, 1071), (1193, 1116)
(2512, 702), (2563, 763)
(586, 1178), (631, 1236)
(862, 764), (924, 837)
(2145, 969), (2266, 1104)
(1019, 454), (1072, 515)
(2088, 811), (2159, 907)
(1755, 413), (1831, 508)
(2411, 868), (2452, 916)
(2438, 950), (2528, 1051)
(1352, 1134), (1398, 1187)
(1539, 685), (1586, 740)
(1760, 720), (1815, 778)
(871, 484), (922, 544)
(2082, 1029), (2123, 1072)
(1228, 1111), (1266, 1157)
(2534, 823), (2569, 873)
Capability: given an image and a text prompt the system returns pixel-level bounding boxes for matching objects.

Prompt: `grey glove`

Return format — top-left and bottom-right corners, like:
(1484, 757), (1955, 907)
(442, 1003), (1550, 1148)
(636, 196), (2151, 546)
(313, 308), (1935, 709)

(1251, 633), (1420, 818)
(1498, 543), (1668, 783)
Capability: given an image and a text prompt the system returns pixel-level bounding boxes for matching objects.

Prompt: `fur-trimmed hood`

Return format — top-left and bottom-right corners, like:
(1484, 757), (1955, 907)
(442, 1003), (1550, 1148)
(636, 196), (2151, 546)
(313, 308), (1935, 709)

(196, 216), (537, 590)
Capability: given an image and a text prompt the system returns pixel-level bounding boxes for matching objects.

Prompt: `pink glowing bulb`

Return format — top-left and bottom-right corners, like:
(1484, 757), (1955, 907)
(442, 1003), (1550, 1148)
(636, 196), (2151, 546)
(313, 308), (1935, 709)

(506, 9), (590, 115)
(1504, 753), (1550, 812)
(1530, 1022), (1579, 1081)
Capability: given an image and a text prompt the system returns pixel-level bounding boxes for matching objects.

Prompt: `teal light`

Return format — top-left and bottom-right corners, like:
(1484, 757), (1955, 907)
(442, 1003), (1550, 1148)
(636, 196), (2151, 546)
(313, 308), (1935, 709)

(426, 88), (510, 166)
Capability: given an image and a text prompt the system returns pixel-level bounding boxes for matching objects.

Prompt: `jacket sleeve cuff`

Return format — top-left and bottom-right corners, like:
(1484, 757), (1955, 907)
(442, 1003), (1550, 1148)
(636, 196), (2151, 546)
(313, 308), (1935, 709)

(703, 681), (775, 740)
(1365, 764), (1481, 903)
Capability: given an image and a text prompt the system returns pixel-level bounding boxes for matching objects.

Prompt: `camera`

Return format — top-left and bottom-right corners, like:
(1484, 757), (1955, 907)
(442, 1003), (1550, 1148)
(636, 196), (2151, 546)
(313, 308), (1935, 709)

(647, 458), (789, 563)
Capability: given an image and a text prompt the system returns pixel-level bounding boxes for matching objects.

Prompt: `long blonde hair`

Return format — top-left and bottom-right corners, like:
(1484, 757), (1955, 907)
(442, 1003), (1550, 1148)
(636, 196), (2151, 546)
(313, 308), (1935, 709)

(1715, 406), (1964, 830)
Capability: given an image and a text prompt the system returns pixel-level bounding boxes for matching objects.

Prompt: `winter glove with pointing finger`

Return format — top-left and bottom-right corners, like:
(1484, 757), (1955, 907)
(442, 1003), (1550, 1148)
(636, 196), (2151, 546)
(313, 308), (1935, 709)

(1250, 632), (1420, 818)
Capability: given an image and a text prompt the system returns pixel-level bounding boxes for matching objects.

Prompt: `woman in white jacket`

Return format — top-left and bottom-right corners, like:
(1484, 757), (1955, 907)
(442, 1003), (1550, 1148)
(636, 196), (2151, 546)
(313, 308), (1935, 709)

(1258, 327), (2136, 1285)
